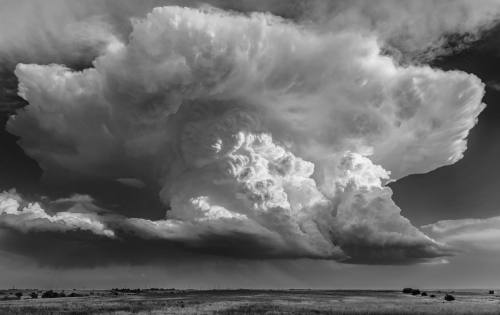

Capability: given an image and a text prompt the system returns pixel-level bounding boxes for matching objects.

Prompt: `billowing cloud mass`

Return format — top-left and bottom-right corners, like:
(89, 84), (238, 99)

(1, 0), (499, 67)
(0, 1), (493, 266)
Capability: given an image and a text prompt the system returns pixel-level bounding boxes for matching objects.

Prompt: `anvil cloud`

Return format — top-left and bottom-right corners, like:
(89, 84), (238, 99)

(0, 2), (493, 266)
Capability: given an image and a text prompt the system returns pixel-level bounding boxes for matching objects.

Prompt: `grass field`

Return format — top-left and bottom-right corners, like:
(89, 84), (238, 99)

(0, 289), (499, 314)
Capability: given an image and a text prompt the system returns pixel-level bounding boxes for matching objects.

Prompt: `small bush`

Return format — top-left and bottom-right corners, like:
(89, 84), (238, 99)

(111, 288), (142, 294)
(402, 288), (413, 294)
(430, 294), (436, 298)
(15, 292), (22, 299)
(444, 294), (455, 301)
(2, 295), (18, 301)
(421, 292), (427, 296)
(30, 292), (38, 299)
(411, 289), (421, 295)
(489, 290), (495, 294)
(42, 290), (60, 298)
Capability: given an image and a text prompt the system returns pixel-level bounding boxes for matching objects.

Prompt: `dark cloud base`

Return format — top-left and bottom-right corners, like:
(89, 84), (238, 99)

(0, 228), (202, 268)
(0, 228), (315, 268)
(0, 223), (451, 268)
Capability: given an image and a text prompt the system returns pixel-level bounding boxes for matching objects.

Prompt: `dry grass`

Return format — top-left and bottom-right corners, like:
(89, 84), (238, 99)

(0, 289), (499, 314)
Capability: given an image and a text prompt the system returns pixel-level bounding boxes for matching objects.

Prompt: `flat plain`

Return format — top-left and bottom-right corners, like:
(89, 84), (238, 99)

(0, 289), (499, 314)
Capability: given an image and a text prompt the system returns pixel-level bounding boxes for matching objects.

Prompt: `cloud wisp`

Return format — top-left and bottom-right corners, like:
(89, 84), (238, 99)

(422, 216), (500, 252)
(0, 3), (492, 266)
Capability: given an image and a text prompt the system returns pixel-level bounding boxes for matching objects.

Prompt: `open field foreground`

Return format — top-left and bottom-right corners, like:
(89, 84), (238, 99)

(0, 289), (499, 314)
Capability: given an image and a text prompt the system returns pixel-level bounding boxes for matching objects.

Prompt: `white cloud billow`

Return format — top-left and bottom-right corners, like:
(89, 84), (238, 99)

(0, 190), (114, 237)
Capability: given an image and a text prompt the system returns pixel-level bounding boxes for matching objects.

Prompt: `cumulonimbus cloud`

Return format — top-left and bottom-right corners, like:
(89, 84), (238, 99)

(1, 3), (491, 265)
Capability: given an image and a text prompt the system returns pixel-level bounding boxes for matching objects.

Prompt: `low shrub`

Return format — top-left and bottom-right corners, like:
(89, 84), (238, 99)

(444, 294), (455, 301)
(402, 288), (413, 294)
(41, 290), (63, 298)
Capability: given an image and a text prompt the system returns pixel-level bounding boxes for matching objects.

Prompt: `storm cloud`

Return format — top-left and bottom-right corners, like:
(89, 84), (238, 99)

(0, 1), (494, 266)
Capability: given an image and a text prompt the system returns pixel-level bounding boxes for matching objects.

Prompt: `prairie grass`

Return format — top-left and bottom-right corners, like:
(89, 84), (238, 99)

(0, 289), (498, 314)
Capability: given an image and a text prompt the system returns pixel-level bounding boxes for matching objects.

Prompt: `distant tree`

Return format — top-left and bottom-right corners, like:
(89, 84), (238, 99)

(430, 294), (436, 298)
(30, 292), (38, 299)
(421, 292), (427, 296)
(15, 292), (22, 299)
(411, 289), (421, 295)
(402, 288), (413, 294)
(489, 290), (495, 294)
(42, 290), (59, 298)
(444, 294), (455, 301)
